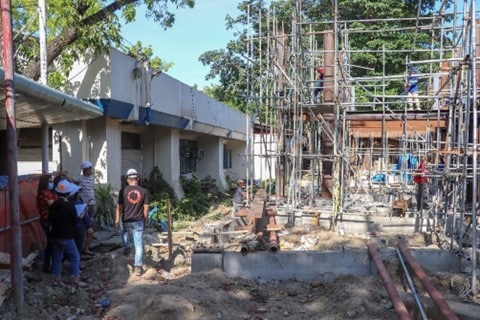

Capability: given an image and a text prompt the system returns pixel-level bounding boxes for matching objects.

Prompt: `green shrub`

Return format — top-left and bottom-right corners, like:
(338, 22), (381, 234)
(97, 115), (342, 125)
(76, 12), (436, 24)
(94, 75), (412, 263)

(146, 166), (176, 200)
(95, 184), (116, 230)
(144, 169), (231, 222)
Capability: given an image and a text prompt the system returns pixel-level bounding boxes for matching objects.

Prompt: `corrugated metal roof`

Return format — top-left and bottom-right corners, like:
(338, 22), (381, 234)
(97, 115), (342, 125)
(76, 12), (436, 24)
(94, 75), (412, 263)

(0, 68), (103, 130)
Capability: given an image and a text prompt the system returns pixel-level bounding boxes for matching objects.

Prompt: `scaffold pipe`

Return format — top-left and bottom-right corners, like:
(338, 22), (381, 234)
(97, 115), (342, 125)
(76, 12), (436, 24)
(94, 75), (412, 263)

(366, 240), (411, 320)
(397, 242), (459, 320)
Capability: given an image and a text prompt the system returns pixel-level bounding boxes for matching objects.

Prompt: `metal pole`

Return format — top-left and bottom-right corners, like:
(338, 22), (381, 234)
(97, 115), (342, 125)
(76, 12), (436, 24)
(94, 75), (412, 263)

(397, 242), (459, 320)
(468, 0), (477, 297)
(396, 248), (428, 320)
(1, 0), (25, 311)
(38, 0), (47, 85)
(166, 197), (173, 260)
(366, 241), (411, 320)
(41, 124), (49, 173)
(38, 0), (49, 173)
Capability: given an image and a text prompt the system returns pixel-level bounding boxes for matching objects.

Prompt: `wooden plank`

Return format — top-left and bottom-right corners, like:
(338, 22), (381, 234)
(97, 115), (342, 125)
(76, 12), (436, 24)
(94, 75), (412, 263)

(266, 224), (285, 231)
(235, 225), (254, 232)
(199, 230), (251, 236)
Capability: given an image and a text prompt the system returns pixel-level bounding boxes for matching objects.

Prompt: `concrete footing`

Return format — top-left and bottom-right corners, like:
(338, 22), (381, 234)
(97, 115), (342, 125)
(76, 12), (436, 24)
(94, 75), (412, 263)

(192, 248), (459, 281)
(276, 212), (439, 234)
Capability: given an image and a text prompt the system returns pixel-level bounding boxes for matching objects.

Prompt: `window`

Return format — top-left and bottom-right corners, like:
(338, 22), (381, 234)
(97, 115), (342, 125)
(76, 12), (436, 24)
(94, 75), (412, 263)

(223, 146), (232, 169)
(121, 132), (141, 150)
(180, 139), (197, 174)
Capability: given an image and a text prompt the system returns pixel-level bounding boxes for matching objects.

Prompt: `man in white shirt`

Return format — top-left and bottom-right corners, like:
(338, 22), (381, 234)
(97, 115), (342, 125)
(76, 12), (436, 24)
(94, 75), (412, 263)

(75, 161), (96, 255)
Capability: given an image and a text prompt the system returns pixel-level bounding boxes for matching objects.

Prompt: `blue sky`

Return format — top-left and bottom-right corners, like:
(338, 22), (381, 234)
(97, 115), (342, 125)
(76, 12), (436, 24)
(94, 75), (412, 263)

(120, 1), (242, 89)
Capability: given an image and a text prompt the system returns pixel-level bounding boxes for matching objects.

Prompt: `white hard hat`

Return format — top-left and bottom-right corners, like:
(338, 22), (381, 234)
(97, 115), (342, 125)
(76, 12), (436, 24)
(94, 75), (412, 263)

(125, 168), (138, 178)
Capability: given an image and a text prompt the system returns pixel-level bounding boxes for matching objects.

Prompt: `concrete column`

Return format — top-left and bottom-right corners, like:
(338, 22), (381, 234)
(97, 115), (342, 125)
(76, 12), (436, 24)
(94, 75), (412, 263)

(52, 122), (84, 174)
(53, 118), (121, 189)
(197, 135), (227, 191)
(154, 126), (183, 198)
(104, 118), (121, 189)
(141, 126), (155, 179)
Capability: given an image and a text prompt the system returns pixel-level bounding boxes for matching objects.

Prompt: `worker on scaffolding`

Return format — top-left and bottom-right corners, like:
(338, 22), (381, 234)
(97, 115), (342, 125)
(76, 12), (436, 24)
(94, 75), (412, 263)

(232, 179), (246, 215)
(406, 67), (421, 110)
(414, 156), (430, 211)
(312, 67), (324, 103)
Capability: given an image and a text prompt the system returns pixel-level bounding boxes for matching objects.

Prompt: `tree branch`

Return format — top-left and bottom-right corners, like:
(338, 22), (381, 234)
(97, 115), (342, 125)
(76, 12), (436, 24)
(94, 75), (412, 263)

(23, 0), (138, 80)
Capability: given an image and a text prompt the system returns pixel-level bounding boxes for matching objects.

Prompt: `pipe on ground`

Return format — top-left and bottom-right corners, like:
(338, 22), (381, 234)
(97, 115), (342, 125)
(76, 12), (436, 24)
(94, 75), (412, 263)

(397, 241), (459, 320)
(267, 210), (279, 253)
(366, 240), (411, 320)
(268, 236), (279, 253)
(240, 244), (249, 255)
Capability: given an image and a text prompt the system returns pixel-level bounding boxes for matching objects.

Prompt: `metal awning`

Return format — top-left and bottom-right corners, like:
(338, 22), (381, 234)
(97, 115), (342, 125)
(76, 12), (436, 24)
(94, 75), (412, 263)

(0, 68), (103, 130)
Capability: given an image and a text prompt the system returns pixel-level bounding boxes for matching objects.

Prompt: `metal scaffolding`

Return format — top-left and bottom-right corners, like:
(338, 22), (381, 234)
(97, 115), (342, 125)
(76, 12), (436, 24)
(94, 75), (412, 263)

(245, 0), (479, 299)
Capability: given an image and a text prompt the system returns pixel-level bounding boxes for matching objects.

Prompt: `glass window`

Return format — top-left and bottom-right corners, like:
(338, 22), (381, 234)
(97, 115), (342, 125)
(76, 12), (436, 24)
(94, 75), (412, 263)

(180, 139), (197, 174)
(223, 146), (232, 169)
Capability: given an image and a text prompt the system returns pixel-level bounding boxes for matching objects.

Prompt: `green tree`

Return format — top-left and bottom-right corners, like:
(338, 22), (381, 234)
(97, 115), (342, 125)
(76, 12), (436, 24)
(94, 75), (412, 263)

(2, 0), (194, 85)
(126, 40), (174, 73)
(200, 0), (452, 112)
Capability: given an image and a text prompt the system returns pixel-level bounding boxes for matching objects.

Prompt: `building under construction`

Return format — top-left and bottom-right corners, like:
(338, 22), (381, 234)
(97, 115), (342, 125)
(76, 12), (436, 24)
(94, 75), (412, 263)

(237, 0), (479, 299)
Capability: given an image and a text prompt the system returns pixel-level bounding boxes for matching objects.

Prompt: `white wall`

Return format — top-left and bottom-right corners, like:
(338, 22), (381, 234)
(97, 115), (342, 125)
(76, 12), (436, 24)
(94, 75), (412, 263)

(253, 133), (277, 181)
(66, 54), (111, 99)
(196, 135), (227, 190)
(224, 140), (246, 183)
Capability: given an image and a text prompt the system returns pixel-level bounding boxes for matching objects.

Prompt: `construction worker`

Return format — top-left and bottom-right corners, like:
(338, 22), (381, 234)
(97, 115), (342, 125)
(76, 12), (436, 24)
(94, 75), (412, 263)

(233, 179), (246, 212)
(115, 169), (150, 276)
(313, 67), (324, 103)
(406, 67), (420, 110)
(414, 156), (430, 211)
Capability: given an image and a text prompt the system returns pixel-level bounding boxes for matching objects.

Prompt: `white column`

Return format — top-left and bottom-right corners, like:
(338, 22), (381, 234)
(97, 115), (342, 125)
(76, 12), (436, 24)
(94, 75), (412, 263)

(154, 126), (183, 198)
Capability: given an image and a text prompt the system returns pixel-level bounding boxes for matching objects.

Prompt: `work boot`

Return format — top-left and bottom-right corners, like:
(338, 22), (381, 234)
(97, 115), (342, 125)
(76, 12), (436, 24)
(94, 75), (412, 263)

(134, 266), (143, 276)
(123, 246), (132, 257)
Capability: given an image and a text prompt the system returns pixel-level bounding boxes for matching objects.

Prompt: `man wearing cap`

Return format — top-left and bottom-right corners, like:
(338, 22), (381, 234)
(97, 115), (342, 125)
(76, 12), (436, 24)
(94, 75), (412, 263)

(233, 179), (246, 214)
(74, 161), (96, 255)
(49, 179), (85, 286)
(115, 169), (149, 276)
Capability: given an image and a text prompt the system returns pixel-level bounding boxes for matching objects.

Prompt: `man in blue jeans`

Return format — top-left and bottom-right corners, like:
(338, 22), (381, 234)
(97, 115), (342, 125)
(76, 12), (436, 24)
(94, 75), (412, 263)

(49, 179), (85, 286)
(115, 169), (150, 276)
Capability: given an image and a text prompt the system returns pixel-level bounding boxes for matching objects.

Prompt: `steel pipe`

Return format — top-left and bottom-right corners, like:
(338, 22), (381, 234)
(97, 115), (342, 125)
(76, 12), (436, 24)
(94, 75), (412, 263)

(366, 240), (411, 320)
(397, 242), (459, 320)
(240, 244), (249, 255)
(396, 248), (428, 320)
(268, 212), (279, 253)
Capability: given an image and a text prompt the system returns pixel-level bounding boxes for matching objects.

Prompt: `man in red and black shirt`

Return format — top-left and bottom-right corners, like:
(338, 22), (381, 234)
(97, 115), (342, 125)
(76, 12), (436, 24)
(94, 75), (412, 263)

(115, 169), (149, 276)
(414, 156), (430, 211)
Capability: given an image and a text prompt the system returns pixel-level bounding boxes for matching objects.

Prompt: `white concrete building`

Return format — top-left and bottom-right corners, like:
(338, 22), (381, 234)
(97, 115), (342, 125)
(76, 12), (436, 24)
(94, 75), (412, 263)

(52, 48), (249, 196)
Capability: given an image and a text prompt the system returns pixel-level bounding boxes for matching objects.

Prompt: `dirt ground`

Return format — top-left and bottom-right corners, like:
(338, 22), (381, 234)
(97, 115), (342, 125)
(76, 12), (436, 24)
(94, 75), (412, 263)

(0, 205), (478, 320)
